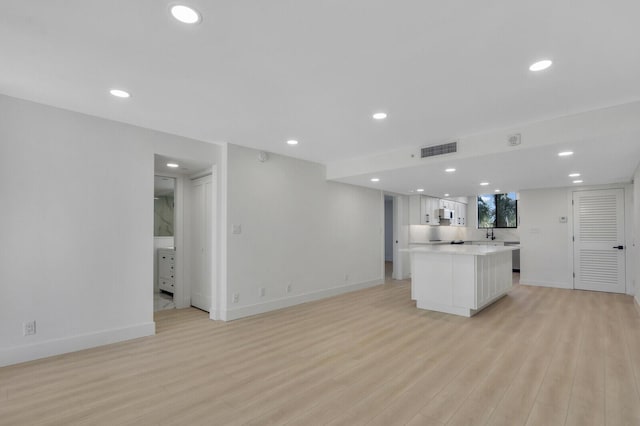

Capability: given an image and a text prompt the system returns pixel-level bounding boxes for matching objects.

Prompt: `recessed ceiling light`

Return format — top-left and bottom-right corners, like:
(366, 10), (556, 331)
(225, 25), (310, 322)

(109, 89), (130, 98)
(569, 173), (580, 177)
(573, 180), (583, 184)
(445, 168), (456, 173)
(370, 178), (380, 182)
(170, 5), (201, 24)
(287, 140), (298, 145)
(494, 189), (501, 193)
(416, 188), (425, 192)
(558, 151), (573, 157)
(444, 193), (450, 197)
(480, 182), (489, 186)
(529, 59), (552, 72)
(167, 163), (179, 168)
(372, 112), (387, 120)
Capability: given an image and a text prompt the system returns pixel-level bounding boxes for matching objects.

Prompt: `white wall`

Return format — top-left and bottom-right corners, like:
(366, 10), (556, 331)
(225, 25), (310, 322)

(519, 188), (572, 288)
(223, 144), (384, 320)
(519, 184), (635, 293)
(0, 95), (219, 366)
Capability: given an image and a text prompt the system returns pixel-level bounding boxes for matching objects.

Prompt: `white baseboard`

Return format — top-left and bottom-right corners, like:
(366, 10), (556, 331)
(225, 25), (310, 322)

(223, 278), (384, 321)
(0, 322), (155, 367)
(519, 279), (571, 289)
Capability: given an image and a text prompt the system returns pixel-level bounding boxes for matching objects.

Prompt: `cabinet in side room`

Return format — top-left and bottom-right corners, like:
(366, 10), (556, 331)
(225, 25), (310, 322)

(157, 248), (175, 293)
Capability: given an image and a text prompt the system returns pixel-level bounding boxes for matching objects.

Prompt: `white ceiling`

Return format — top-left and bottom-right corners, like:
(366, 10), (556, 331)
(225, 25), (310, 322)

(1, 1), (639, 194)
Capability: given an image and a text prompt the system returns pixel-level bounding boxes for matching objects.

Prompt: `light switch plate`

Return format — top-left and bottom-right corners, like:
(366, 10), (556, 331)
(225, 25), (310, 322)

(559, 216), (567, 223)
(232, 224), (242, 234)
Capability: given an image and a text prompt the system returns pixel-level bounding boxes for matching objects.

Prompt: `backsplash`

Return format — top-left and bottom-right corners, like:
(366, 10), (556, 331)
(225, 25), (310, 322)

(409, 225), (520, 243)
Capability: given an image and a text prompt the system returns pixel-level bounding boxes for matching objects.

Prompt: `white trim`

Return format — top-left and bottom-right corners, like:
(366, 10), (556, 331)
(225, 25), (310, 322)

(217, 143), (229, 321)
(380, 192), (386, 280)
(634, 295), (640, 316)
(0, 322), (155, 367)
(520, 280), (572, 289)
(223, 278), (384, 321)
(208, 165), (218, 320)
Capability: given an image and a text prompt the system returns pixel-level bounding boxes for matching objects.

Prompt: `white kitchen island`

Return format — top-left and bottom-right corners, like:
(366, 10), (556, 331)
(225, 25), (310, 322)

(406, 245), (519, 317)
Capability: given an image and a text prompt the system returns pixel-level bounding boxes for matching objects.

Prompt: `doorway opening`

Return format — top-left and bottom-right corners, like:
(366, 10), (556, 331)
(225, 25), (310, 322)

(154, 175), (176, 311)
(384, 195), (394, 280)
(153, 154), (216, 314)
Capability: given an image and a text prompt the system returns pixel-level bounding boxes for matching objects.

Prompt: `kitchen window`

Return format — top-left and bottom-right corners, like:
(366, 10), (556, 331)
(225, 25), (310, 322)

(477, 192), (518, 228)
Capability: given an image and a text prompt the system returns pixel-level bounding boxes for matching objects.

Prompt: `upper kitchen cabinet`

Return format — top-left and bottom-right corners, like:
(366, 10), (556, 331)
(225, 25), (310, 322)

(409, 195), (440, 225)
(454, 202), (467, 226)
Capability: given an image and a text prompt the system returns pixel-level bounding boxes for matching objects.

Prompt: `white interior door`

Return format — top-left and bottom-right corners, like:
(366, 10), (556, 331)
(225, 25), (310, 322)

(573, 189), (625, 293)
(190, 175), (212, 311)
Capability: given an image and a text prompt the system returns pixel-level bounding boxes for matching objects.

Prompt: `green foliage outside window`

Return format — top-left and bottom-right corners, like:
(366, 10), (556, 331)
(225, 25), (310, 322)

(477, 192), (517, 228)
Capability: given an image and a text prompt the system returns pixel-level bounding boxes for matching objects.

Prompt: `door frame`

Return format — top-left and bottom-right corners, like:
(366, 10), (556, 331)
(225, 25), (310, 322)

(567, 183), (634, 295)
(154, 172), (189, 309)
(188, 166), (217, 316)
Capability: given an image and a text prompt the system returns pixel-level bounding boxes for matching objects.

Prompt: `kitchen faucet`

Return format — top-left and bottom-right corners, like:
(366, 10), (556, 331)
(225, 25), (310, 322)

(486, 228), (496, 240)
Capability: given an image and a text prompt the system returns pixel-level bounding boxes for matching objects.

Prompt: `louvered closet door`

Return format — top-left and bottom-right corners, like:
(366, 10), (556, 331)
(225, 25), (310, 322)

(573, 189), (625, 293)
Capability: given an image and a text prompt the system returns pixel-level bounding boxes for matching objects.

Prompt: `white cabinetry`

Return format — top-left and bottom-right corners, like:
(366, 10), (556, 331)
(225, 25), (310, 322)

(425, 197), (440, 225)
(411, 196), (467, 227)
(453, 202), (467, 226)
(409, 246), (514, 317)
(409, 195), (440, 225)
(157, 248), (175, 293)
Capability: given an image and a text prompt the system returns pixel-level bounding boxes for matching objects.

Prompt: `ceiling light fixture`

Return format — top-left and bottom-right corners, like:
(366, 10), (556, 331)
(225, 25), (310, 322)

(495, 189), (501, 193)
(370, 178), (380, 182)
(372, 112), (387, 120)
(416, 188), (425, 192)
(529, 59), (552, 72)
(558, 151), (573, 157)
(170, 5), (201, 24)
(167, 163), (179, 168)
(480, 182), (489, 186)
(444, 193), (450, 197)
(573, 180), (583, 184)
(445, 168), (456, 173)
(569, 173), (580, 177)
(286, 140), (298, 145)
(109, 89), (130, 98)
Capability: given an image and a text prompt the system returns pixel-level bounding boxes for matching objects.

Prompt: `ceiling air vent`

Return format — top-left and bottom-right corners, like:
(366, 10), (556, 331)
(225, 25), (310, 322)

(421, 141), (458, 158)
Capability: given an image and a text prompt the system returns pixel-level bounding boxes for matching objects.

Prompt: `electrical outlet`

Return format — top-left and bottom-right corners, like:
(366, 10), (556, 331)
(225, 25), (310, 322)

(23, 320), (36, 336)
(232, 293), (239, 303)
(259, 287), (265, 297)
(286, 284), (292, 293)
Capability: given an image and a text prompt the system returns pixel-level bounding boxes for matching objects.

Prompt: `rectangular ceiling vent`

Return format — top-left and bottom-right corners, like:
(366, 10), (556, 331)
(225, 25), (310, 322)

(421, 141), (458, 158)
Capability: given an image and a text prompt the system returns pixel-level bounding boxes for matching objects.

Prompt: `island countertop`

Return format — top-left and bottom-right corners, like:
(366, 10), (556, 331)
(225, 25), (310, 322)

(402, 244), (519, 256)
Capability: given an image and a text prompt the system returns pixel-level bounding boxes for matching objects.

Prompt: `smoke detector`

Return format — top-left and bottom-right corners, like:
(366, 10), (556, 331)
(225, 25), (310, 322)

(507, 134), (521, 146)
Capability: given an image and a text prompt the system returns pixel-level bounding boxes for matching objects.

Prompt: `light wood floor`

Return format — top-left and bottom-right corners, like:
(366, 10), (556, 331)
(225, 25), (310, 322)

(1, 276), (639, 425)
